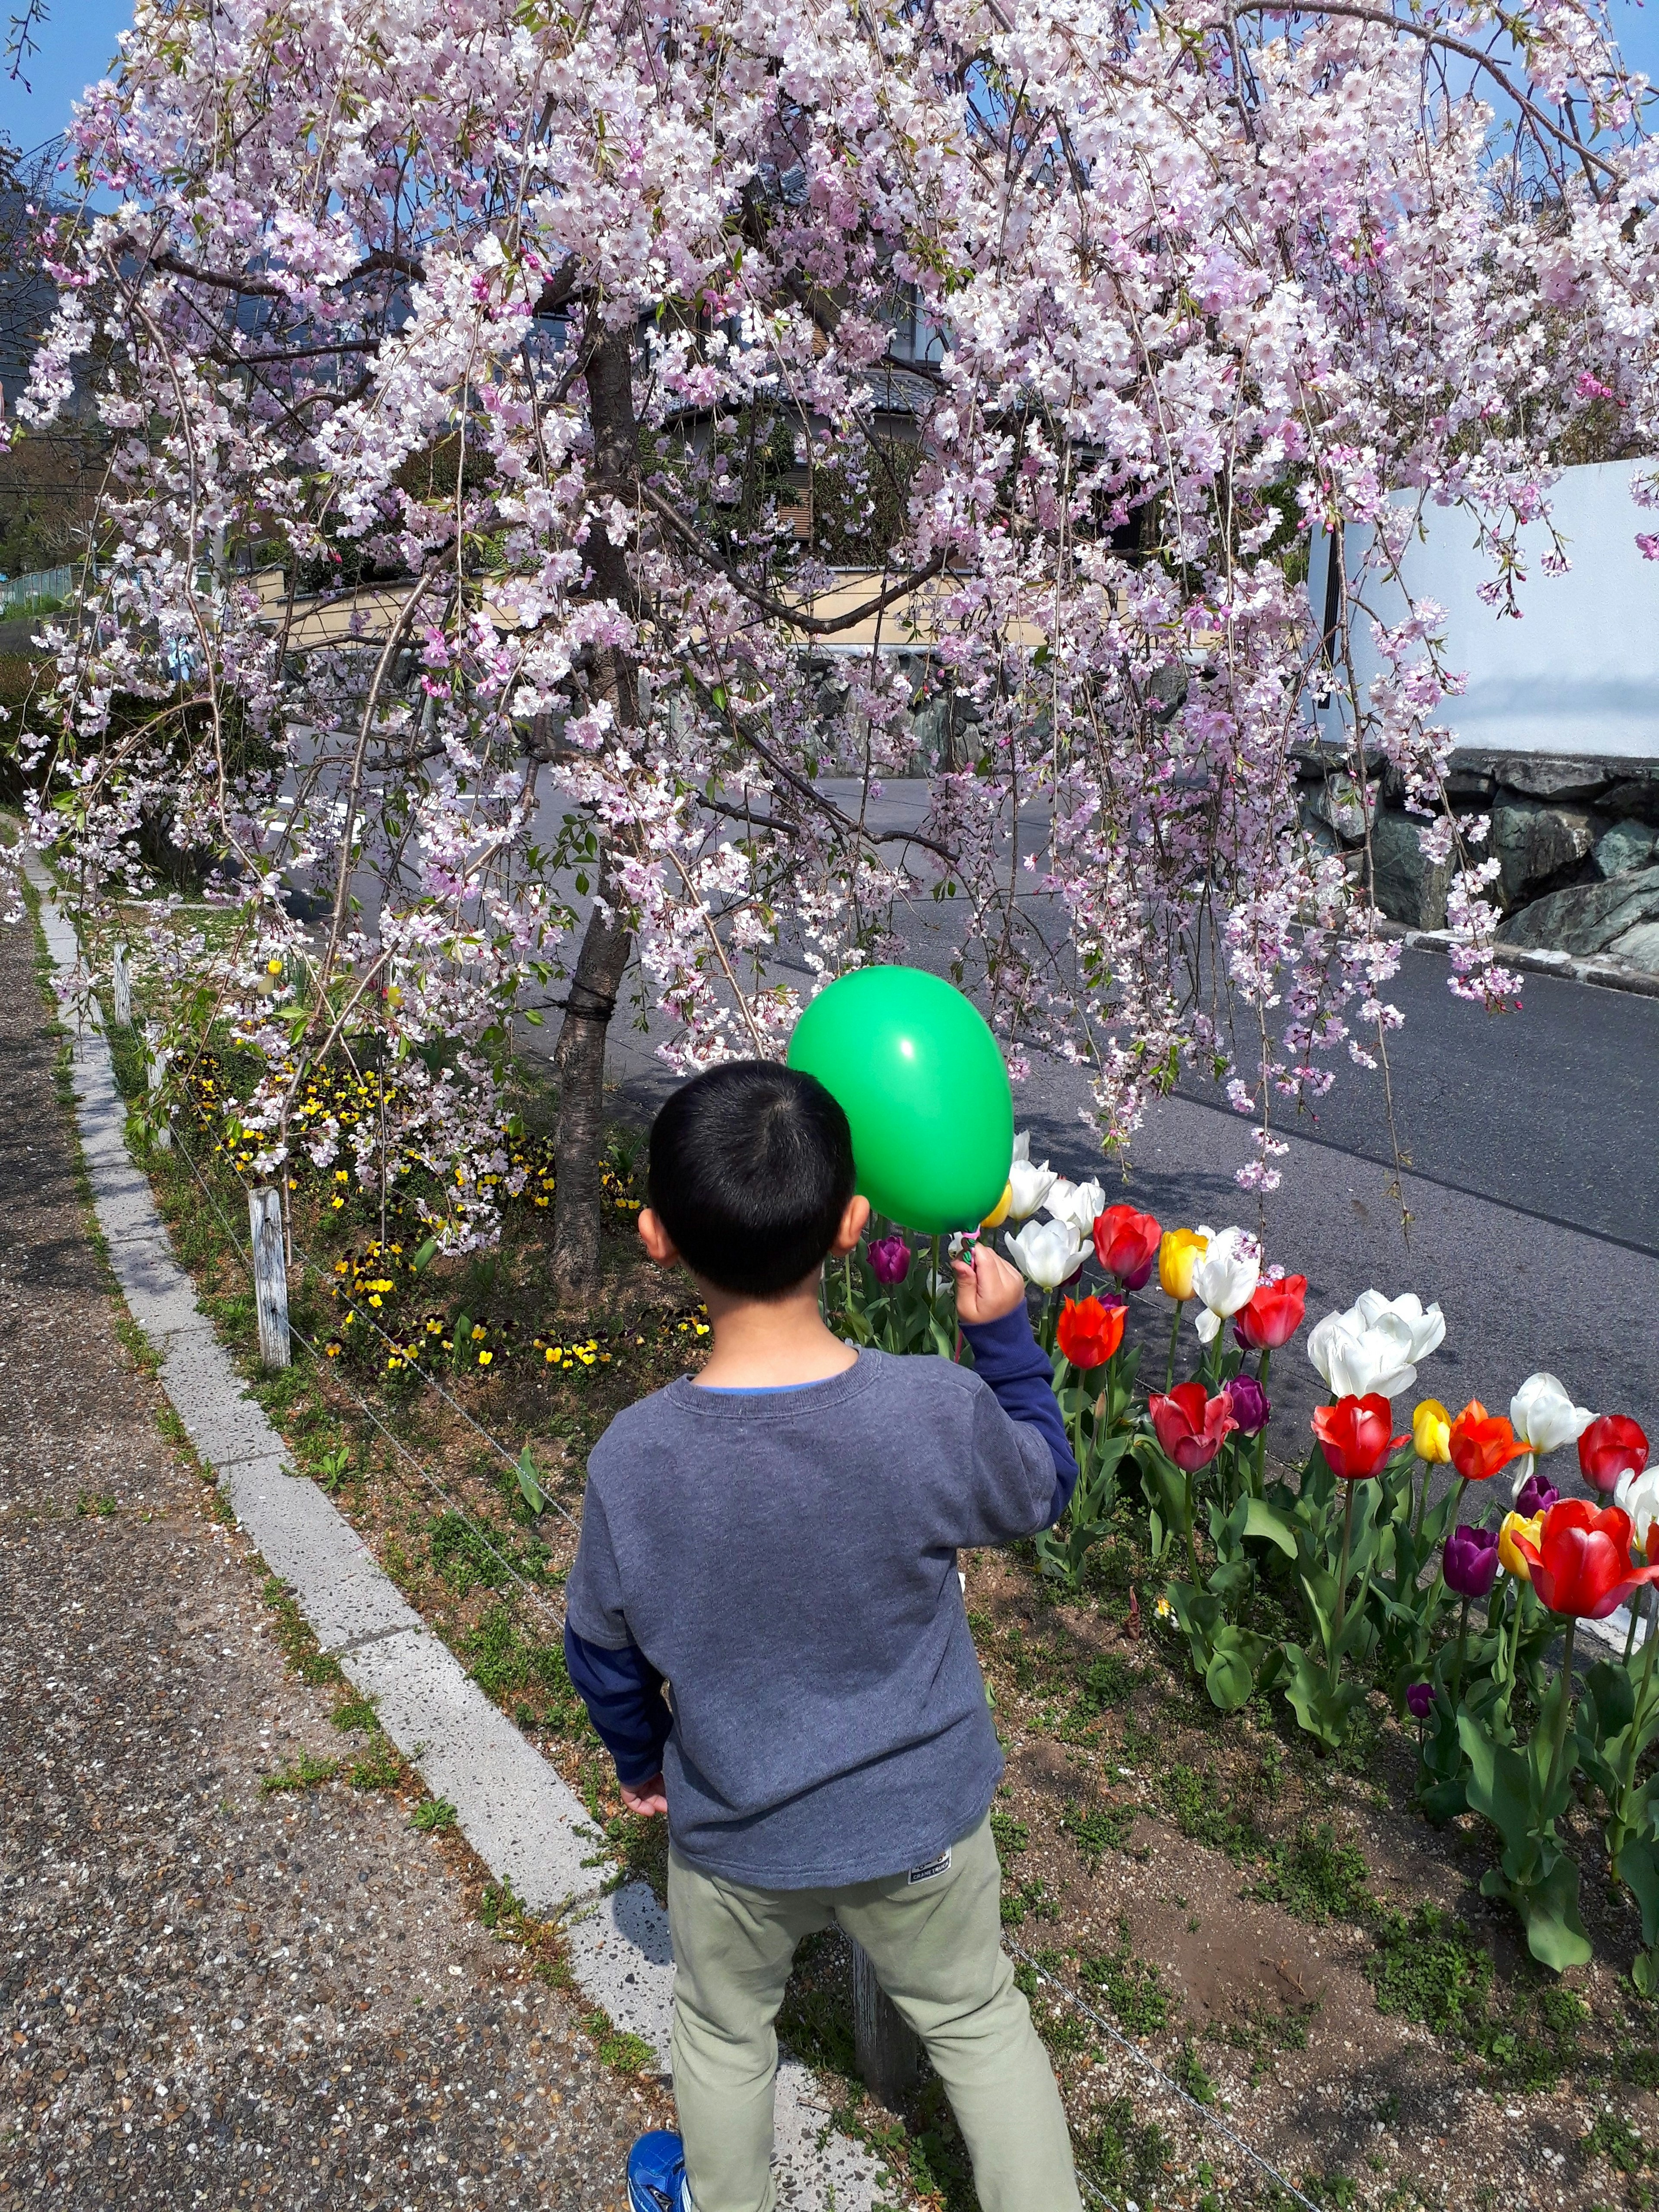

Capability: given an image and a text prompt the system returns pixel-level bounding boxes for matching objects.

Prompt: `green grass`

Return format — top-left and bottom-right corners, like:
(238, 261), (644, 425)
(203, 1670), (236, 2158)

(411, 1796), (459, 1833)
(1062, 1797), (1142, 1869)
(259, 1571), (345, 1688)
(1163, 1763), (1261, 1860)
(260, 1749), (340, 1794)
(1249, 1824), (1372, 1924)
(1082, 2095), (1173, 2199)
(346, 1735), (404, 1789)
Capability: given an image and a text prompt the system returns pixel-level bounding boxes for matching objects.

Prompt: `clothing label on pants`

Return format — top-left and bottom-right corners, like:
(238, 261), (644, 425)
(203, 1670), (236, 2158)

(908, 1847), (951, 1885)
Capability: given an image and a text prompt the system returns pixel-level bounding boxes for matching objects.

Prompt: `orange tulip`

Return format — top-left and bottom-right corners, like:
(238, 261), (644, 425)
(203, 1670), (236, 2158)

(1447, 1399), (1531, 1484)
(1056, 1294), (1126, 1373)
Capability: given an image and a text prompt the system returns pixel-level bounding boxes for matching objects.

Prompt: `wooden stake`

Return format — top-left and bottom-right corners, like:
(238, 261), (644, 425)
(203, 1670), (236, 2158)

(848, 1935), (921, 2106)
(145, 1024), (172, 1150)
(249, 1184), (291, 1370)
(111, 943), (131, 1028)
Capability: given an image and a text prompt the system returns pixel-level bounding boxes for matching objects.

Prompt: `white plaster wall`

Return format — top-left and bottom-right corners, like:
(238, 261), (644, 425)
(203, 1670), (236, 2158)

(1309, 459), (1659, 759)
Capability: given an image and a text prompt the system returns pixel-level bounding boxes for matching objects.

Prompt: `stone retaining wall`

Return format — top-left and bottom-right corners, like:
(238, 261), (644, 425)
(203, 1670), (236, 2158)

(1295, 748), (1659, 973)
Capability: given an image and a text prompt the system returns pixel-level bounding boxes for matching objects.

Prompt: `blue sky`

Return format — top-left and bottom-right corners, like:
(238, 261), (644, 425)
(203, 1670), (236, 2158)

(3, 0), (1659, 153)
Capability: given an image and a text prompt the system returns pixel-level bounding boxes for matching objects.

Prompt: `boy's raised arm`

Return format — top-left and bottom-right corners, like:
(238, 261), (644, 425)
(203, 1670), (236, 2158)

(953, 1243), (1078, 1534)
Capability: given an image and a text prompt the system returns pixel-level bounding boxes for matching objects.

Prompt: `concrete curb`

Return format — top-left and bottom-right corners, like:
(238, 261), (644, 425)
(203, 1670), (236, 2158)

(26, 862), (883, 2212)
(1392, 922), (1659, 999)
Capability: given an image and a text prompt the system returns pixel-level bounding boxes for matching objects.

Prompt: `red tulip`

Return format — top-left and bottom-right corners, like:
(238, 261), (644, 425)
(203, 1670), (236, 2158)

(1513, 1498), (1659, 1621)
(1092, 1204), (1162, 1291)
(1578, 1413), (1649, 1497)
(1055, 1294), (1126, 1373)
(1447, 1399), (1530, 1484)
(1312, 1393), (1406, 1481)
(1233, 1273), (1308, 1351)
(1148, 1381), (1237, 1473)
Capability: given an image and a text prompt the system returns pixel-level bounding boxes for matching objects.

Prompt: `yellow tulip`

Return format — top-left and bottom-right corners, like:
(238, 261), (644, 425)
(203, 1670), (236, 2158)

(1498, 1510), (1543, 1582)
(981, 1182), (1014, 1231)
(1412, 1398), (1452, 1465)
(1157, 1227), (1208, 1302)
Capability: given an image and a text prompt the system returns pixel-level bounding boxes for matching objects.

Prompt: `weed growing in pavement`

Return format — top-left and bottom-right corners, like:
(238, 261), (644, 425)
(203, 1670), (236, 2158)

(1583, 2110), (1650, 2179)
(75, 1490), (116, 1517)
(1172, 2038), (1218, 2104)
(257, 1570), (344, 1688)
(260, 1749), (340, 1793)
(410, 1797), (459, 1833)
(1078, 1916), (1171, 2036)
(330, 1694), (378, 1732)
(346, 1735), (404, 1790)
(582, 2010), (657, 2076)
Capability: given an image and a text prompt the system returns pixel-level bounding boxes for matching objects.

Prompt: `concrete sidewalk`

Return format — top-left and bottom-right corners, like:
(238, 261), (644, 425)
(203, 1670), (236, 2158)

(0, 909), (660, 2209)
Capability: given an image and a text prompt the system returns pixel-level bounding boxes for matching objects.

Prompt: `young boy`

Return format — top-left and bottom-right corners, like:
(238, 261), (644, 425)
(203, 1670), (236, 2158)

(563, 1061), (1085, 2212)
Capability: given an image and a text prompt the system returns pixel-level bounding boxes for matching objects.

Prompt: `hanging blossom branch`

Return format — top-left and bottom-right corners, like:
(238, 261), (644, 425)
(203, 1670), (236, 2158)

(3, 0), (1656, 1248)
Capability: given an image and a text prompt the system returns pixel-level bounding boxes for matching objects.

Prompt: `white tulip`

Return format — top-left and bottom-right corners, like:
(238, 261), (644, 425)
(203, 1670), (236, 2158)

(1510, 1372), (1594, 1457)
(1007, 1134), (1058, 1222)
(1044, 1177), (1106, 1234)
(1306, 1305), (1420, 1401)
(1005, 1217), (1084, 1290)
(1190, 1225), (1261, 1344)
(1352, 1290), (1446, 1365)
(1615, 1467), (1659, 1549)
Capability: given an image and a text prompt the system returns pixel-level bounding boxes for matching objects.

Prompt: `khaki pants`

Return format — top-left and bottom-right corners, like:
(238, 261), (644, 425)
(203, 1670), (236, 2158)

(665, 1815), (1082, 2212)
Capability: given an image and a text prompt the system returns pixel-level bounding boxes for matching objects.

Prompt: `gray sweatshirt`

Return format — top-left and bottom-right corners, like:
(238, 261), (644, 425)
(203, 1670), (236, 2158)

(564, 1342), (1060, 1888)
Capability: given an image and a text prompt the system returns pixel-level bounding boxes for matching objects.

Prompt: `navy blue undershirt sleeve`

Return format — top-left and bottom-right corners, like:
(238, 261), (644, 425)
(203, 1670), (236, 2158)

(564, 1624), (672, 1786)
(959, 1304), (1079, 1527)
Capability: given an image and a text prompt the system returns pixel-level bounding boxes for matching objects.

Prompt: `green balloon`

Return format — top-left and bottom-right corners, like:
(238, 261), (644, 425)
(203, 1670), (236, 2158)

(786, 966), (1014, 1234)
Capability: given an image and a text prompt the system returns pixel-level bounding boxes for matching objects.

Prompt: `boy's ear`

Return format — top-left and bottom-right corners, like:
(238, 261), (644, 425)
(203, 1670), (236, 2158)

(828, 1193), (871, 1258)
(637, 1208), (680, 1269)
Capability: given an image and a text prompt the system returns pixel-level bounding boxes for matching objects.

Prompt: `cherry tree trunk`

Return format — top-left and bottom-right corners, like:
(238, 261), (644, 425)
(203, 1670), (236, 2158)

(547, 327), (638, 1303)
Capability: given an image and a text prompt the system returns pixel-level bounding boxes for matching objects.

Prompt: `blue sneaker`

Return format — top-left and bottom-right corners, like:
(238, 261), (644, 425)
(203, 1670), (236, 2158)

(628, 2129), (693, 2212)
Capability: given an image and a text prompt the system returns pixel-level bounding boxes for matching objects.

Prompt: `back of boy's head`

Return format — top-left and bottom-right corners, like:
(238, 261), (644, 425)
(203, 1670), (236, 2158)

(647, 1061), (856, 1298)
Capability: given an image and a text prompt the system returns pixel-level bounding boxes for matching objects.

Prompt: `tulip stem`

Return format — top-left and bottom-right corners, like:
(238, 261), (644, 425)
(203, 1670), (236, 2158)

(1451, 1592), (1470, 1708)
(1185, 1470), (1201, 1590)
(1329, 1479), (1358, 1688)
(1613, 1589), (1659, 1870)
(1496, 1583), (1526, 1731)
(1542, 1616), (1578, 1817)
(1166, 1303), (1182, 1392)
(1624, 1598), (1641, 1665)
(1410, 1458), (1428, 1546)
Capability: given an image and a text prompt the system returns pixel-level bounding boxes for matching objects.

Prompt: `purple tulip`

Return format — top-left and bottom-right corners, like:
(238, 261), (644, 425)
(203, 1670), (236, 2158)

(1443, 1522), (1500, 1599)
(1405, 1681), (1434, 1722)
(868, 1235), (911, 1286)
(1224, 1373), (1271, 1437)
(1513, 1472), (1560, 1521)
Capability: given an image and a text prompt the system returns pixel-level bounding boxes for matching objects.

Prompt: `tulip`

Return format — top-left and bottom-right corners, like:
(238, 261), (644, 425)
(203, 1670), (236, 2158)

(1312, 1393), (1407, 1482)
(1444, 1523), (1501, 1600)
(1447, 1400), (1530, 1484)
(1004, 1217), (1084, 1290)
(1306, 1304), (1421, 1402)
(1148, 1381), (1239, 1474)
(980, 1182), (1013, 1231)
(1007, 1133), (1058, 1223)
(1234, 1274), (1307, 1352)
(1512, 1472), (1560, 1521)
(1498, 1510), (1543, 1582)
(1405, 1681), (1434, 1722)
(1092, 1203), (1162, 1291)
(1412, 1399), (1452, 1464)
(1579, 1412), (1650, 1497)
(1614, 1468), (1659, 1559)
(1056, 1294), (1126, 1373)
(868, 1234), (910, 1286)
(1191, 1225), (1262, 1346)
(1508, 1371), (1595, 1487)
(1046, 1176), (1107, 1236)
(1224, 1373), (1271, 1437)
(1353, 1289), (1446, 1363)
(1158, 1227), (1207, 1302)
(1513, 1499), (1659, 1621)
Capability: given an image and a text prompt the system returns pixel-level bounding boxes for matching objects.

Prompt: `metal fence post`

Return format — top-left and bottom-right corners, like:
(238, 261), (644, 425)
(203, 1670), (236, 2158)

(848, 1934), (921, 2106)
(111, 944), (130, 1028)
(249, 1184), (291, 1370)
(145, 1023), (172, 1150)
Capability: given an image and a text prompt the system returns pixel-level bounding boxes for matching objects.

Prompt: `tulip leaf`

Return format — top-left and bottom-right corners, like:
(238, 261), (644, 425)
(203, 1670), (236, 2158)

(1280, 1642), (1365, 1750)
(1618, 1831), (1659, 1949)
(1584, 1658), (1637, 1746)
(1205, 1626), (1271, 1713)
(1240, 1498), (1297, 1558)
(1480, 1853), (1592, 1974)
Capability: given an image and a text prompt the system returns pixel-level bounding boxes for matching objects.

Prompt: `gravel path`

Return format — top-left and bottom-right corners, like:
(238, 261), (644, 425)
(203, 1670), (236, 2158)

(0, 910), (654, 2209)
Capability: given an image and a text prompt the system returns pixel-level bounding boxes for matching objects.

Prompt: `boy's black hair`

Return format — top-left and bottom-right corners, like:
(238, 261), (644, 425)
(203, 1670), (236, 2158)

(647, 1061), (856, 1298)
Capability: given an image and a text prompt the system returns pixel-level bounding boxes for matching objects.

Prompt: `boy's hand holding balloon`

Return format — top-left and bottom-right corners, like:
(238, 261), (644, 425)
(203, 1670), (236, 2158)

(951, 1242), (1028, 1326)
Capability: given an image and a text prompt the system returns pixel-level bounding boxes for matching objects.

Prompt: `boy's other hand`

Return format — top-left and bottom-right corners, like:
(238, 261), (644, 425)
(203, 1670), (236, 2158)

(951, 1242), (1027, 1326)
(620, 1771), (668, 1818)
